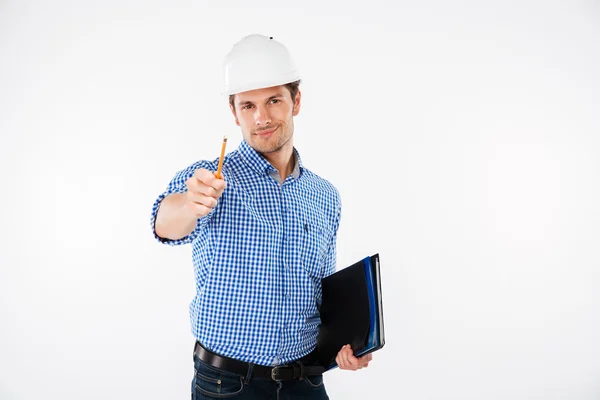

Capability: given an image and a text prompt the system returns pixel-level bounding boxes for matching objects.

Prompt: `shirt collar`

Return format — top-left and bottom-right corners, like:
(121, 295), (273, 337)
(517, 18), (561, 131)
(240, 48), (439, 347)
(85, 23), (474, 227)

(238, 139), (304, 180)
(289, 151), (301, 179)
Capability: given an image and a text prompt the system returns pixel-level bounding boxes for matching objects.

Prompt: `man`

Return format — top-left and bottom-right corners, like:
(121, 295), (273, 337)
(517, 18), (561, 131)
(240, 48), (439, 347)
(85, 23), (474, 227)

(150, 34), (371, 399)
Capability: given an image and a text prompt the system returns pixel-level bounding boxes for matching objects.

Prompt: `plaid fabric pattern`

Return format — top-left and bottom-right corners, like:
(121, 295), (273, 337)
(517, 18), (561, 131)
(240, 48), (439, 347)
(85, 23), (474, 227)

(150, 140), (341, 366)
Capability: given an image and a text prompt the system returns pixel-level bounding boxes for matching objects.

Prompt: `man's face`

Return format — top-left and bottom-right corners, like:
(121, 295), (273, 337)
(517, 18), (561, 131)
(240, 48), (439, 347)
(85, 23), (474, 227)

(230, 85), (301, 155)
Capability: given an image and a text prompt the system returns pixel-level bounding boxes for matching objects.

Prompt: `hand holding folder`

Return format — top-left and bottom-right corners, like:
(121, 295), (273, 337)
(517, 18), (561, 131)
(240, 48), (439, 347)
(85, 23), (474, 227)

(317, 253), (385, 370)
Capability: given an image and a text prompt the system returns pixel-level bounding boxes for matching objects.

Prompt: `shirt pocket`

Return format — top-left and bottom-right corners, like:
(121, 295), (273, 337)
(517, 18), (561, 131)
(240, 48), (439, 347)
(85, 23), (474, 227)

(298, 214), (332, 281)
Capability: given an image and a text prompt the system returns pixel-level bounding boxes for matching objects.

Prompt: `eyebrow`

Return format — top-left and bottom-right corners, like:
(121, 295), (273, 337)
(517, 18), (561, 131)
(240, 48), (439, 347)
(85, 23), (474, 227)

(237, 93), (285, 107)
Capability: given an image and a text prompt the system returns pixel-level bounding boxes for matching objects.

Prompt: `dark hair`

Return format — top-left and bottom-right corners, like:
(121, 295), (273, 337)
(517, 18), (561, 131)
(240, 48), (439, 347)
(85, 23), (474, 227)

(229, 80), (301, 110)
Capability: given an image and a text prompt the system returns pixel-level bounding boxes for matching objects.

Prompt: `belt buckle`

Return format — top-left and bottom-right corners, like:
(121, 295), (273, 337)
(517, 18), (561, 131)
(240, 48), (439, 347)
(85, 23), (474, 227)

(271, 366), (282, 381)
(271, 366), (288, 381)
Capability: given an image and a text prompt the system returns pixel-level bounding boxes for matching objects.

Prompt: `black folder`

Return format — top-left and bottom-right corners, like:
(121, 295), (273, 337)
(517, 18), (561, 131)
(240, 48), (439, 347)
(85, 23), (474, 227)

(317, 253), (385, 370)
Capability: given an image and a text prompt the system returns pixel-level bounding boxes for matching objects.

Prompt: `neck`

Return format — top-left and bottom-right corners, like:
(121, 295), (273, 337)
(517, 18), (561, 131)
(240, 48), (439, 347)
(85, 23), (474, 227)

(262, 146), (294, 181)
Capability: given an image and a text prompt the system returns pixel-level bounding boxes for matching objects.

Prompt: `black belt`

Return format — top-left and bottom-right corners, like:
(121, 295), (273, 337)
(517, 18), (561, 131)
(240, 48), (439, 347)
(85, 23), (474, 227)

(194, 341), (326, 381)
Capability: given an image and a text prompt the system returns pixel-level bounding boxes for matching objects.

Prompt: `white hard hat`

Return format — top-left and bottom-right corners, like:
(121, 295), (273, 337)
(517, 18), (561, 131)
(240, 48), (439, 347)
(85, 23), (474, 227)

(222, 34), (301, 96)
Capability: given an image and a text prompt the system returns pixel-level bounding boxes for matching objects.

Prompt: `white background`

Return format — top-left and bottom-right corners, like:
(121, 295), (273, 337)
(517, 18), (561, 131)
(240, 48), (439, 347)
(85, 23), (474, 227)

(1, 1), (599, 399)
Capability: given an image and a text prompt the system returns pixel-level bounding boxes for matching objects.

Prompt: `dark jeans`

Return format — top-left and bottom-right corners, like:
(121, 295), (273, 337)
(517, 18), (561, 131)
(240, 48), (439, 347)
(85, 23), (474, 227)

(192, 354), (329, 399)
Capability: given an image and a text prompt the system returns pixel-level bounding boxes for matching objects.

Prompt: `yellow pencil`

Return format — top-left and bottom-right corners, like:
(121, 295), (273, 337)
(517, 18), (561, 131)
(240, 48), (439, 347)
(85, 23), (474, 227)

(214, 135), (227, 179)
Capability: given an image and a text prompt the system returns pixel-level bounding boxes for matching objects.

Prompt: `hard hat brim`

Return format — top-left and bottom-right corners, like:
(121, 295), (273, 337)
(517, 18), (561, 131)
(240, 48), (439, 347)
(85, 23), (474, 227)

(221, 70), (301, 96)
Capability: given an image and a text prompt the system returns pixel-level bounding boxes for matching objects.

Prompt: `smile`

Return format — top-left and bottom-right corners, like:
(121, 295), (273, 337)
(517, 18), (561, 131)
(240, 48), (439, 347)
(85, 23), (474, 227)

(255, 127), (277, 136)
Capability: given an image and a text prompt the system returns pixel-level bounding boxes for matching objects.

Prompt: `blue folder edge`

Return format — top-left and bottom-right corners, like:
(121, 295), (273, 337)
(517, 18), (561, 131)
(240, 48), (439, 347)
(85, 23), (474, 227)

(356, 256), (378, 357)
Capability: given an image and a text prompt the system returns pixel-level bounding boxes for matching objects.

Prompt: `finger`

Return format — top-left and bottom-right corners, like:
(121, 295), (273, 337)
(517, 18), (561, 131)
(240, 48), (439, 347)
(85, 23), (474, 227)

(194, 168), (214, 182)
(340, 347), (348, 369)
(198, 183), (218, 199)
(358, 356), (370, 367)
(212, 176), (227, 193)
(361, 353), (372, 368)
(187, 178), (225, 201)
(185, 176), (205, 194)
(185, 201), (212, 217)
(343, 346), (357, 370)
(346, 350), (360, 370)
(206, 174), (227, 194)
(340, 346), (350, 369)
(358, 353), (372, 366)
(195, 170), (227, 196)
(335, 353), (344, 370)
(196, 168), (227, 188)
(187, 193), (218, 209)
(187, 173), (215, 195)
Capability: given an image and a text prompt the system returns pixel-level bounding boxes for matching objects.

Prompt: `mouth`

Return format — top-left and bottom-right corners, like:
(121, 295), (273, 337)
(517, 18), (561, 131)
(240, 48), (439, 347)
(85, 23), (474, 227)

(254, 126), (277, 136)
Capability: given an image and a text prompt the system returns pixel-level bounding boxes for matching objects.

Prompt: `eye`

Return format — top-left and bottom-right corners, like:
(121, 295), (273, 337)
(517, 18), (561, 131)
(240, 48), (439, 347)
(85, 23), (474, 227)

(270, 99), (280, 104)
(242, 104), (253, 110)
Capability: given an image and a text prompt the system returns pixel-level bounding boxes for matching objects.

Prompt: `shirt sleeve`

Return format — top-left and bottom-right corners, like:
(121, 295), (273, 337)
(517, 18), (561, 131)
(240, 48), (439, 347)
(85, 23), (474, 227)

(322, 193), (342, 278)
(315, 194), (341, 309)
(150, 160), (216, 246)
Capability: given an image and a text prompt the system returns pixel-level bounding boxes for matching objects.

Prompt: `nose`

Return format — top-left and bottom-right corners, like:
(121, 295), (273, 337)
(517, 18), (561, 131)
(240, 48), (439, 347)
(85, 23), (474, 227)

(254, 104), (272, 127)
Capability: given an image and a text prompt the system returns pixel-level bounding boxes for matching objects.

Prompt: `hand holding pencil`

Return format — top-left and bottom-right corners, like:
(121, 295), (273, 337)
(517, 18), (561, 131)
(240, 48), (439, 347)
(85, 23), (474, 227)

(183, 136), (227, 218)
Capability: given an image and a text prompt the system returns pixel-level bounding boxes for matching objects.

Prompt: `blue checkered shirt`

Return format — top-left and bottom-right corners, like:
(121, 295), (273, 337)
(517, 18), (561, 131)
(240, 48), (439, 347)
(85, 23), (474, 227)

(150, 140), (341, 366)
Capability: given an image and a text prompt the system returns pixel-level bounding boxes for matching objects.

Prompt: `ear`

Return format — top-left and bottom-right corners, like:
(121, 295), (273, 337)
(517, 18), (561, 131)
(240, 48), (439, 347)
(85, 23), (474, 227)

(292, 90), (301, 117)
(229, 103), (240, 126)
